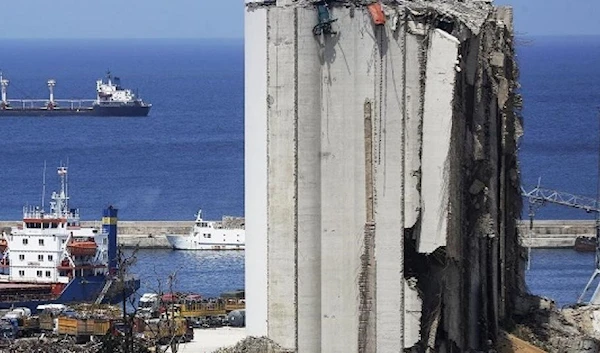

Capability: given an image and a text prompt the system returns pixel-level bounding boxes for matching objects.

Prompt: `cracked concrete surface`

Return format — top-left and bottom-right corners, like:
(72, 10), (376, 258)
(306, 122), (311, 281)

(245, 0), (525, 351)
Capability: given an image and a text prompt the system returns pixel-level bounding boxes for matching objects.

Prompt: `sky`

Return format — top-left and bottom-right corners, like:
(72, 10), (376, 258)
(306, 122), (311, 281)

(494, 0), (600, 36)
(0, 0), (245, 39)
(0, 0), (597, 39)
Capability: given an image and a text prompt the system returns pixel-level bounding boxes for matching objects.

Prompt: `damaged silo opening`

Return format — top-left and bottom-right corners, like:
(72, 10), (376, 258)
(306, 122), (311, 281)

(245, 0), (529, 352)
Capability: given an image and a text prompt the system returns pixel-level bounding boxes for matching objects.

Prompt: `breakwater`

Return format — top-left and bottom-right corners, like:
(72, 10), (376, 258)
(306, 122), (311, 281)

(0, 220), (193, 249)
(0, 220), (592, 249)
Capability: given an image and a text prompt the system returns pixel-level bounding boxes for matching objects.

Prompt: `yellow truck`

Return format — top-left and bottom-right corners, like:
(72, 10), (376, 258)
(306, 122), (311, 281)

(179, 300), (227, 318)
(140, 317), (193, 345)
(57, 317), (111, 342)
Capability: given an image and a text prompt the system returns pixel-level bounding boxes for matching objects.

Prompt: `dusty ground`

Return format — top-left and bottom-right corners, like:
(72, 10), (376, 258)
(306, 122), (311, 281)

(165, 327), (246, 353)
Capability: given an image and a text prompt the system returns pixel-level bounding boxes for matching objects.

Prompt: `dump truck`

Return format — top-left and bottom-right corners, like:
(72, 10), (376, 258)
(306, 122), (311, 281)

(57, 316), (111, 342)
(2, 307), (39, 337)
(139, 317), (193, 345)
(38, 304), (71, 333)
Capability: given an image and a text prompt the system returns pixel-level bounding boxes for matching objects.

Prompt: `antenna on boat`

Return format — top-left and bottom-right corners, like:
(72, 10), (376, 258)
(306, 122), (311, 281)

(66, 157), (69, 206)
(41, 161), (47, 208)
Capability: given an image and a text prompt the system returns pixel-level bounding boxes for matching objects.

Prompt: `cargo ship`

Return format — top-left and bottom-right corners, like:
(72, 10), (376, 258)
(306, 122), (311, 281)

(0, 71), (151, 117)
(165, 210), (245, 250)
(0, 166), (140, 312)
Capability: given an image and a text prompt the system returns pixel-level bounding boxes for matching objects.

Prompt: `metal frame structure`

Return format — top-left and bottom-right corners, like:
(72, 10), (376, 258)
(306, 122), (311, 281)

(521, 181), (600, 304)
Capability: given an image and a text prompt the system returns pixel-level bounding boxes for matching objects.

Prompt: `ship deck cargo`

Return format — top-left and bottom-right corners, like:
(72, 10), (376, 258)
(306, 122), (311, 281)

(0, 71), (151, 117)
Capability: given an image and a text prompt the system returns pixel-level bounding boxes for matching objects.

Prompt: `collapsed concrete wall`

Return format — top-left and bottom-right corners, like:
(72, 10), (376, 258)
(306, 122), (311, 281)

(245, 0), (524, 352)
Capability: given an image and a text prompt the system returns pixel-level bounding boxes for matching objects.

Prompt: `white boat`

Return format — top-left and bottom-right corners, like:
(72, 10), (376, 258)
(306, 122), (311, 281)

(165, 210), (245, 250)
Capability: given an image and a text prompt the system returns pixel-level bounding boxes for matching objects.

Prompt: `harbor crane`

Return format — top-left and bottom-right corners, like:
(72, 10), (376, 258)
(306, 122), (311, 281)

(521, 182), (600, 304)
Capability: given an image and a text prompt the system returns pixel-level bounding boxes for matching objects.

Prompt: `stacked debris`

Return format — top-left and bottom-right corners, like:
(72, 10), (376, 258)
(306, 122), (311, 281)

(69, 303), (122, 320)
(0, 336), (101, 353)
(212, 336), (294, 353)
(511, 295), (600, 352)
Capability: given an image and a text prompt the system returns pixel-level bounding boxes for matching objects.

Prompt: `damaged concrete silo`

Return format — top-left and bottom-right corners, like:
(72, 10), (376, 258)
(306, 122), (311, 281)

(244, 0), (524, 352)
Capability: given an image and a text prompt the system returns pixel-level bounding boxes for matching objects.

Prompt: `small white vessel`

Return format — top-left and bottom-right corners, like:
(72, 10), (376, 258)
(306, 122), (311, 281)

(165, 210), (245, 250)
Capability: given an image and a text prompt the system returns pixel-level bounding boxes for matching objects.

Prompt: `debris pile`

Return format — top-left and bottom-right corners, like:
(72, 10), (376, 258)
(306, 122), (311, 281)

(212, 336), (293, 353)
(512, 295), (600, 352)
(0, 336), (101, 353)
(68, 303), (122, 320)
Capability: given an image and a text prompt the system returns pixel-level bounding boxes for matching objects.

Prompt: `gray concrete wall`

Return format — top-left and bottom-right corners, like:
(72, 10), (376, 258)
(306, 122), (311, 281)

(244, 0), (269, 338)
(296, 7), (323, 353)
(374, 16), (406, 351)
(244, 2), (522, 352)
(266, 7), (298, 348)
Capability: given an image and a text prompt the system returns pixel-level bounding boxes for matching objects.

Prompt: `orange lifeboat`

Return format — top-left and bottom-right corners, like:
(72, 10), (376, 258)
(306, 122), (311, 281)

(67, 239), (97, 256)
(0, 238), (7, 253)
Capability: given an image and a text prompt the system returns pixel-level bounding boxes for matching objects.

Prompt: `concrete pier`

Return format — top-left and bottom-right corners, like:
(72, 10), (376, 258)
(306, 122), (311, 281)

(0, 221), (190, 249)
(0, 219), (588, 249)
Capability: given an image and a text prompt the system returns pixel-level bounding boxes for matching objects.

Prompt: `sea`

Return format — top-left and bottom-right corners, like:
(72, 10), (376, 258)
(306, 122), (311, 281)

(0, 36), (599, 306)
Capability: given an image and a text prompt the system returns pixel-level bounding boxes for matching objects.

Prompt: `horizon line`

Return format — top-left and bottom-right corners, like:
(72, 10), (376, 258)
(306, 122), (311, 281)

(0, 37), (244, 40)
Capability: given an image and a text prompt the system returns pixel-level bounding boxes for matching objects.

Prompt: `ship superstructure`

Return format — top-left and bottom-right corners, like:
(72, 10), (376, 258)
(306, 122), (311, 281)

(165, 210), (245, 250)
(0, 71), (151, 117)
(0, 166), (139, 311)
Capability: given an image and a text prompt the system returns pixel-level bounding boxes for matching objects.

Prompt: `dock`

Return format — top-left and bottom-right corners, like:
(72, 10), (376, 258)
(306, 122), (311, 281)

(517, 220), (596, 248)
(0, 219), (593, 249)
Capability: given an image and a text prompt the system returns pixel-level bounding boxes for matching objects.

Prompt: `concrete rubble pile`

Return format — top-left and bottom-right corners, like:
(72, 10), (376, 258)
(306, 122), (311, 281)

(0, 337), (101, 353)
(510, 295), (600, 352)
(245, 0), (531, 351)
(213, 336), (294, 353)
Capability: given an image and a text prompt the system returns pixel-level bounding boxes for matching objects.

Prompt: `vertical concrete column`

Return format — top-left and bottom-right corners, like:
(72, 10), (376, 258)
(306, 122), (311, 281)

(266, 7), (298, 350)
(319, 8), (369, 353)
(404, 30), (425, 230)
(296, 7), (322, 353)
(374, 23), (407, 351)
(244, 3), (268, 337)
(418, 29), (459, 254)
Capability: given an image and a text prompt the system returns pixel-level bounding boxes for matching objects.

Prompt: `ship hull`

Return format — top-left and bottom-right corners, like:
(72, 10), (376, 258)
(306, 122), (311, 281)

(165, 234), (245, 250)
(0, 276), (140, 312)
(0, 104), (151, 117)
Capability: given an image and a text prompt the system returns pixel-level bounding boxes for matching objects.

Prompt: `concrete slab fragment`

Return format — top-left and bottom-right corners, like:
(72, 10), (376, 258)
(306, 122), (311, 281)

(418, 29), (459, 254)
(404, 32), (424, 230)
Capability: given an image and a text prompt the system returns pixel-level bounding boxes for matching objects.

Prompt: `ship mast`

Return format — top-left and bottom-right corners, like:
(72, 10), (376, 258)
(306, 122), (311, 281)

(0, 72), (9, 107)
(50, 166), (69, 218)
(47, 79), (56, 108)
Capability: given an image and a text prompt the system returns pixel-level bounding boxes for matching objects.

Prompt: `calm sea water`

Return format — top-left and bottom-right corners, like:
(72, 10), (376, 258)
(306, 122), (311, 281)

(526, 248), (599, 307)
(0, 39), (244, 222)
(125, 249), (244, 298)
(519, 35), (600, 221)
(0, 37), (597, 301)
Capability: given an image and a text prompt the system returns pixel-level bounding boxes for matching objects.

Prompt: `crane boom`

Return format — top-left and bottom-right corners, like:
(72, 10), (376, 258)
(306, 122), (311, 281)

(521, 185), (600, 213)
(521, 183), (600, 304)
